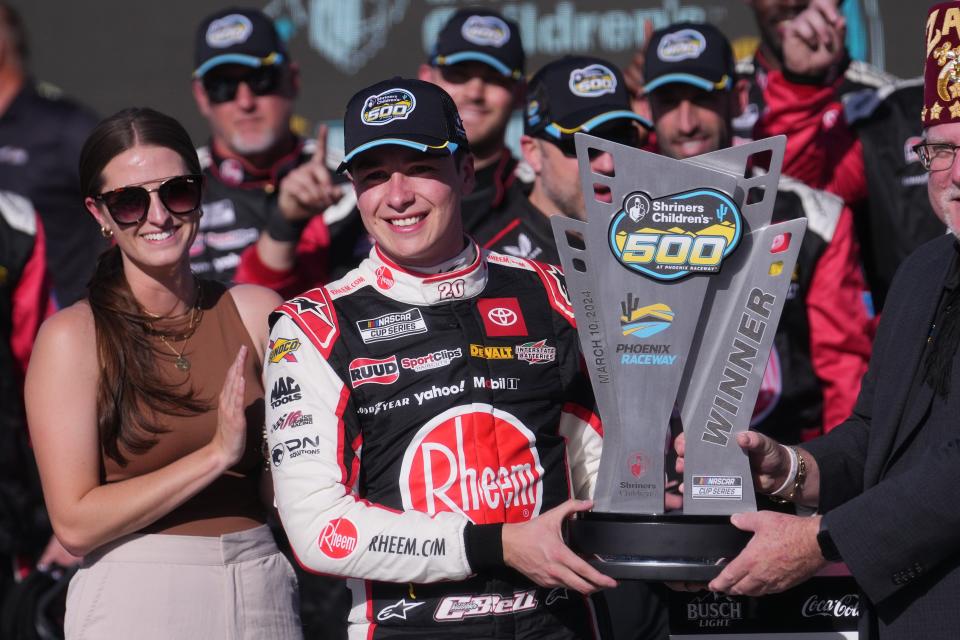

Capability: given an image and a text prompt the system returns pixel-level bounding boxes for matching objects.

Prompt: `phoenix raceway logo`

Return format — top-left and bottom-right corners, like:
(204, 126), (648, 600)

(609, 189), (742, 281)
(620, 295), (674, 339)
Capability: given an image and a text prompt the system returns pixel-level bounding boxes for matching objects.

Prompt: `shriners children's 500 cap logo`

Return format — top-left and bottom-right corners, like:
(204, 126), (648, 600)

(461, 15), (511, 47)
(361, 88), (417, 126)
(609, 188), (742, 281)
(568, 64), (617, 97)
(657, 28), (707, 62)
(206, 14), (254, 48)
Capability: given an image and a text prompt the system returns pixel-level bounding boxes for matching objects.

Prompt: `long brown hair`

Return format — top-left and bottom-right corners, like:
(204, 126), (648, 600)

(79, 107), (207, 466)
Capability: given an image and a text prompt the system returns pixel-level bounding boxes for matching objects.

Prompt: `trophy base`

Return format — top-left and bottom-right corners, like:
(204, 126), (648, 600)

(565, 511), (751, 581)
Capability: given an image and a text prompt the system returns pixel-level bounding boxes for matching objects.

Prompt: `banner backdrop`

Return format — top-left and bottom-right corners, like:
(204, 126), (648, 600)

(13, 0), (927, 143)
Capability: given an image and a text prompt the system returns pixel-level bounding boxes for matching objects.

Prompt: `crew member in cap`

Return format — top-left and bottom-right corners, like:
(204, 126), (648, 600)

(645, 21), (871, 442)
(191, 7), (345, 294)
(675, 6), (960, 637)
(265, 77), (617, 639)
(483, 56), (651, 264)
(418, 7), (527, 242)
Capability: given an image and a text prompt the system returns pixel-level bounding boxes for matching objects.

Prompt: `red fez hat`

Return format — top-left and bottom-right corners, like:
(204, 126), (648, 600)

(924, 2), (960, 127)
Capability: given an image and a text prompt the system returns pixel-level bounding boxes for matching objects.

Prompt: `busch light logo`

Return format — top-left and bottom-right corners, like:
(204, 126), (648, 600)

(399, 405), (543, 523)
(461, 15), (510, 47)
(318, 517), (359, 559)
(657, 28), (707, 62)
(206, 14), (254, 48)
(361, 88), (417, 126)
(609, 189), (742, 281)
(568, 64), (617, 97)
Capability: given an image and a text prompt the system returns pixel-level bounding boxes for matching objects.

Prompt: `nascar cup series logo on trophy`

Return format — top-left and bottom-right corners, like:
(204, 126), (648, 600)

(551, 132), (806, 581)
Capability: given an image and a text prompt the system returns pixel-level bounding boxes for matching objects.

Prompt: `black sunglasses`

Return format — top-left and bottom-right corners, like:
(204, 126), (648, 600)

(95, 174), (204, 226)
(202, 66), (283, 104)
(541, 125), (641, 158)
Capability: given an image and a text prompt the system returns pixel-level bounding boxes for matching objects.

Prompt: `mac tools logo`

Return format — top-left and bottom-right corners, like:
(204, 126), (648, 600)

(399, 405), (543, 523)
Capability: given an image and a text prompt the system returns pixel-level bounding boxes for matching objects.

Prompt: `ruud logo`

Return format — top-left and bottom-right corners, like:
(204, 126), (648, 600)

(349, 355), (400, 388)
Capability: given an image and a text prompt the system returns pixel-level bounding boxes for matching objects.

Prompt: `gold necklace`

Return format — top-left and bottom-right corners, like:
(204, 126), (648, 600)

(152, 279), (202, 371)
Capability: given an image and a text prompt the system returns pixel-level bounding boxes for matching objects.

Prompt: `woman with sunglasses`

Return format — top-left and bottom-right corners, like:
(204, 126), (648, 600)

(24, 108), (302, 639)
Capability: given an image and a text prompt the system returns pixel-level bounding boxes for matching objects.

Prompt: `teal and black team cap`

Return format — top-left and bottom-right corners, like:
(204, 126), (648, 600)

(431, 8), (525, 79)
(193, 8), (288, 78)
(643, 22), (734, 94)
(338, 78), (470, 174)
(525, 56), (652, 139)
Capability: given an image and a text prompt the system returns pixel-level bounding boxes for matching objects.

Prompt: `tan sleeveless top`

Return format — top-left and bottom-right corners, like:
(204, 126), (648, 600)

(103, 281), (266, 536)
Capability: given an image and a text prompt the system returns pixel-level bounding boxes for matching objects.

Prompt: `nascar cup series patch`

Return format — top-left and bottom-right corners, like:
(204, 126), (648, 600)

(461, 15), (511, 47)
(206, 14), (253, 48)
(609, 189), (742, 281)
(361, 88), (417, 126)
(657, 28), (707, 62)
(568, 64), (617, 97)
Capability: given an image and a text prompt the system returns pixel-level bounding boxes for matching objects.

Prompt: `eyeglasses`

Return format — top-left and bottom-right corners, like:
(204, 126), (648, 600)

(202, 66), (283, 104)
(95, 174), (204, 226)
(913, 142), (960, 172)
(540, 124), (641, 159)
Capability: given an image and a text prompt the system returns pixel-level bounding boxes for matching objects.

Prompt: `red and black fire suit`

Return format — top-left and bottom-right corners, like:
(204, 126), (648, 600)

(265, 241), (603, 639)
(752, 69), (944, 311)
(0, 190), (52, 563)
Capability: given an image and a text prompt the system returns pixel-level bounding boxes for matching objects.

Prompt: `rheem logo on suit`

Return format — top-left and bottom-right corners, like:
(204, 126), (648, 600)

(400, 405), (543, 523)
(318, 517), (358, 559)
(349, 355), (400, 388)
(356, 308), (428, 343)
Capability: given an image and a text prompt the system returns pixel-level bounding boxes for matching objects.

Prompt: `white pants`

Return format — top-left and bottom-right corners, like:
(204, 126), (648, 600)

(65, 525), (302, 640)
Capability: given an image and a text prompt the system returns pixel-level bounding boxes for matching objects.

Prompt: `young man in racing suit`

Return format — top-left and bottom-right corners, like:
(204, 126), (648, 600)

(265, 78), (615, 639)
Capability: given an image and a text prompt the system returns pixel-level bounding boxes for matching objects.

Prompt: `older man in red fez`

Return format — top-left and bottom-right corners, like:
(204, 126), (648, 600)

(672, 3), (960, 638)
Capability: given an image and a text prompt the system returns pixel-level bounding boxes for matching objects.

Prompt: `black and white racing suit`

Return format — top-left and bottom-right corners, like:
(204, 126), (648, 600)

(265, 241), (603, 639)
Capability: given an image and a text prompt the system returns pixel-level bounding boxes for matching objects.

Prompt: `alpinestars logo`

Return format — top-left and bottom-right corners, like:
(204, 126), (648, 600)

(399, 405), (544, 524)
(270, 376), (302, 408)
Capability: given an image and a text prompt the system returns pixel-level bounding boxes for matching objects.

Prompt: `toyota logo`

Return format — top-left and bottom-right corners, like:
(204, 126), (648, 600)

(487, 307), (517, 327)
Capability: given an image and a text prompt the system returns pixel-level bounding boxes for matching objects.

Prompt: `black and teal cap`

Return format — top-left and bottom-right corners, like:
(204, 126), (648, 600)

(338, 78), (470, 173)
(193, 8), (287, 78)
(524, 56), (652, 139)
(430, 8), (525, 79)
(643, 22), (734, 94)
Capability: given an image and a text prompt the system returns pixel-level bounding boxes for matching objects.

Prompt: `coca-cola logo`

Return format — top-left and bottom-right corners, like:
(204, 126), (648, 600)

(801, 594), (860, 619)
(400, 405), (544, 523)
(318, 517), (358, 559)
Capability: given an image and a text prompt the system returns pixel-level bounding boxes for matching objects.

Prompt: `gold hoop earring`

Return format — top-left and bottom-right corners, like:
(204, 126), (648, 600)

(100, 226), (113, 238)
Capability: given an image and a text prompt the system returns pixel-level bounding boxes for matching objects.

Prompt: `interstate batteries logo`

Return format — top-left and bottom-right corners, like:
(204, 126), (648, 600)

(568, 63), (617, 97)
(361, 88), (416, 126)
(609, 189), (742, 281)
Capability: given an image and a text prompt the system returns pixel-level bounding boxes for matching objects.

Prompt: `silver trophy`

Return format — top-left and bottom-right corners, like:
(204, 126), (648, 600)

(553, 133), (805, 581)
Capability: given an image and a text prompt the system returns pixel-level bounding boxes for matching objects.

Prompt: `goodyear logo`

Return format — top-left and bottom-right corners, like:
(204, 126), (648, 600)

(620, 296), (674, 339)
(361, 88), (417, 126)
(469, 344), (513, 360)
(657, 28), (707, 62)
(206, 14), (253, 48)
(461, 15), (510, 47)
(569, 64), (617, 97)
(269, 337), (302, 363)
(609, 189), (742, 281)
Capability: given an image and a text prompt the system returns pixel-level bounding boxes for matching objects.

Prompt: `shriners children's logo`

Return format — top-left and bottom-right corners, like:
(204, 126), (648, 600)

(609, 189), (742, 281)
(657, 28), (707, 62)
(568, 64), (617, 97)
(206, 14), (254, 48)
(361, 88), (417, 126)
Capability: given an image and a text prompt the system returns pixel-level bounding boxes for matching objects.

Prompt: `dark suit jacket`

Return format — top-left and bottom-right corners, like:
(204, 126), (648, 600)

(804, 233), (960, 639)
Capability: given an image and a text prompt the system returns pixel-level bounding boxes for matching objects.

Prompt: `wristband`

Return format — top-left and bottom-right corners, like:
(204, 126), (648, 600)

(266, 212), (309, 243)
(770, 446), (807, 504)
(769, 444), (798, 497)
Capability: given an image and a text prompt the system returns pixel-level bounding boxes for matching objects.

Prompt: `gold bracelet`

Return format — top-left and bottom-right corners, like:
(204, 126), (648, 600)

(769, 446), (806, 504)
